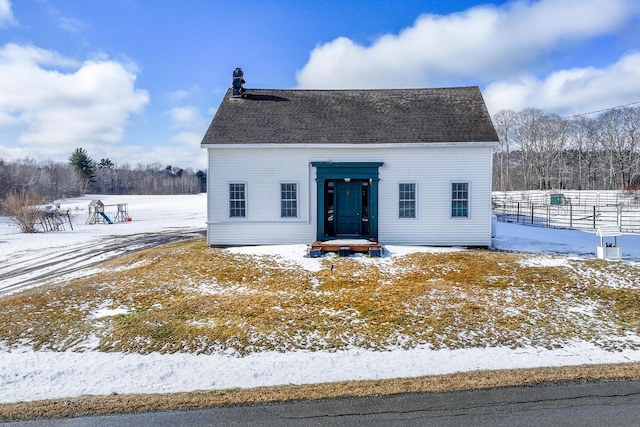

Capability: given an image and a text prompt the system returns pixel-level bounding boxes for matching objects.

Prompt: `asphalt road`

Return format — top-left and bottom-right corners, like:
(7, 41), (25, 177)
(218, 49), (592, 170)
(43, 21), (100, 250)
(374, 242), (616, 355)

(5, 380), (639, 426)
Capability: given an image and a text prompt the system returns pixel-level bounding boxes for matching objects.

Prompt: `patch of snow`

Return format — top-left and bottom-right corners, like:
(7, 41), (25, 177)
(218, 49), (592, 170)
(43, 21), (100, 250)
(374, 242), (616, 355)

(517, 256), (571, 268)
(227, 244), (323, 272)
(2, 342), (640, 404)
(93, 307), (129, 319)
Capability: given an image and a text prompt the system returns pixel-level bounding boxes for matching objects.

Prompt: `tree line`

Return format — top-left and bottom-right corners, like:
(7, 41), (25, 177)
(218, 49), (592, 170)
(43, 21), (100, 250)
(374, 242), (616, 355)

(0, 147), (206, 201)
(492, 106), (640, 192)
(4, 106), (640, 201)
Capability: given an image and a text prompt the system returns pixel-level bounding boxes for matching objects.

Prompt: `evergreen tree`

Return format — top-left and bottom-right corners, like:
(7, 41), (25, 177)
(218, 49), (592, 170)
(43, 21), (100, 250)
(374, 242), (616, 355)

(98, 158), (115, 169)
(68, 147), (96, 193)
(196, 170), (207, 193)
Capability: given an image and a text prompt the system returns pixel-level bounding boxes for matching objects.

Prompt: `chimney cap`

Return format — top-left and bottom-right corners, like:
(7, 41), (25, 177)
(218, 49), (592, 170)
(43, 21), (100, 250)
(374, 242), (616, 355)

(232, 68), (245, 98)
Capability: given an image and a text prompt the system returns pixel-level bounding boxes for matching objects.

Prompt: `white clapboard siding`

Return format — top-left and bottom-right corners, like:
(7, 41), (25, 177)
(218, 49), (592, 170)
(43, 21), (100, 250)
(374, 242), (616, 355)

(377, 145), (493, 245)
(206, 144), (493, 246)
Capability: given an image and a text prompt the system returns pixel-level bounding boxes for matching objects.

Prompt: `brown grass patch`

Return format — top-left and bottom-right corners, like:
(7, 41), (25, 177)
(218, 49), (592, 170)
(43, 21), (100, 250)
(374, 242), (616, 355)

(1, 239), (639, 355)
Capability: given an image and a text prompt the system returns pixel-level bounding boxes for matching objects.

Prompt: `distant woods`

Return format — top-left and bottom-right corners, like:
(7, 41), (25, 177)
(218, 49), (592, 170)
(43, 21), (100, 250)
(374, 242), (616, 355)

(0, 148), (206, 201)
(492, 106), (640, 192)
(4, 105), (640, 202)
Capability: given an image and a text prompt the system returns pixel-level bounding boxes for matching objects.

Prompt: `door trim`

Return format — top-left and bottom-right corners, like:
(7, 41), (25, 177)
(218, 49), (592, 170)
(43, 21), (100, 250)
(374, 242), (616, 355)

(311, 162), (383, 241)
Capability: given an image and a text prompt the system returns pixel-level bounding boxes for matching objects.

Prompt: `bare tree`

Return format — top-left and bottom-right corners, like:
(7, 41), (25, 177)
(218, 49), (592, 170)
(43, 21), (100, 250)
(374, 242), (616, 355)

(595, 108), (640, 188)
(513, 108), (547, 189)
(568, 117), (600, 190)
(43, 160), (79, 199)
(0, 190), (47, 233)
(492, 109), (517, 191)
(96, 158), (117, 194)
(0, 159), (16, 200)
(621, 107), (640, 187)
(1, 156), (203, 200)
(540, 113), (569, 189)
(492, 107), (640, 191)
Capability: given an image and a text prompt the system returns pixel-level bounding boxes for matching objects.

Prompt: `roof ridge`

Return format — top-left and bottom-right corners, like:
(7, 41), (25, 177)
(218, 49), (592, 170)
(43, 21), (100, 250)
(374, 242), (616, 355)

(238, 86), (479, 92)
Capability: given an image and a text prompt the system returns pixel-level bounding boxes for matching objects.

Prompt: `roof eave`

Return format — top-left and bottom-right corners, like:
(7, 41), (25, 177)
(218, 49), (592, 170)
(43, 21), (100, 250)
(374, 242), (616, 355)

(201, 141), (498, 149)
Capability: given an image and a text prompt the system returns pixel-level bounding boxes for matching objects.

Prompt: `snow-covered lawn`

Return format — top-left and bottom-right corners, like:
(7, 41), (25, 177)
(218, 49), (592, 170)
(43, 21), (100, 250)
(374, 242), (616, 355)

(1, 193), (640, 404)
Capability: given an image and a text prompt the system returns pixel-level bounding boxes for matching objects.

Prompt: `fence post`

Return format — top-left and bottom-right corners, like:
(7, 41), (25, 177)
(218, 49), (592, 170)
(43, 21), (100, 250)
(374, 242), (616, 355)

(617, 204), (623, 229)
(619, 209), (622, 230)
(517, 202), (520, 223)
(569, 203), (573, 229)
(593, 206), (596, 229)
(531, 204), (534, 224)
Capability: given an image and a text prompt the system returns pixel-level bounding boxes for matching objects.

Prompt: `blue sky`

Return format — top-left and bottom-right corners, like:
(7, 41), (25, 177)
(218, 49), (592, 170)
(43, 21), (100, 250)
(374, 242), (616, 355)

(1, 0), (639, 170)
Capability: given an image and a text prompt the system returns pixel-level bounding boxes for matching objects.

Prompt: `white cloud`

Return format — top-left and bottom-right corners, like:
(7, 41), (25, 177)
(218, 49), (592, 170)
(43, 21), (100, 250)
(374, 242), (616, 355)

(484, 51), (640, 116)
(47, 6), (86, 34)
(296, 0), (635, 89)
(168, 85), (201, 102)
(163, 89), (211, 168)
(168, 130), (208, 168)
(58, 16), (83, 33)
(97, 143), (207, 171)
(0, 43), (78, 68)
(168, 106), (207, 130)
(0, 43), (149, 159)
(0, 0), (16, 27)
(0, 144), (28, 160)
(153, 104), (210, 169)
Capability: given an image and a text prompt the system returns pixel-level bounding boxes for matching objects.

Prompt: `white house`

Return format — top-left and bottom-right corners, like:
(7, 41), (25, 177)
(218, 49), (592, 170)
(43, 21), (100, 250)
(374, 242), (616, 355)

(201, 72), (498, 247)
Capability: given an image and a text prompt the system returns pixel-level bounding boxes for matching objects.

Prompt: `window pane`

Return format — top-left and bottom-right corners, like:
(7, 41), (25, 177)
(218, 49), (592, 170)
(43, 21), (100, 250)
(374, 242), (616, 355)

(361, 181), (370, 235)
(451, 183), (469, 217)
(399, 183), (416, 218)
(324, 181), (334, 236)
(281, 183), (297, 217)
(229, 183), (246, 217)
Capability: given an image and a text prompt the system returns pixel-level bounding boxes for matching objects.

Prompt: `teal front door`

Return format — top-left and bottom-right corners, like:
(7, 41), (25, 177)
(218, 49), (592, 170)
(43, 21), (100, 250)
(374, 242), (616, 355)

(335, 180), (361, 236)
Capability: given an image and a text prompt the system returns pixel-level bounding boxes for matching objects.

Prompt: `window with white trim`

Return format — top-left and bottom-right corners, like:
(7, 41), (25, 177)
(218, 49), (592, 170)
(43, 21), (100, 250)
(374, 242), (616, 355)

(451, 182), (469, 217)
(280, 183), (298, 218)
(229, 183), (246, 217)
(399, 183), (416, 218)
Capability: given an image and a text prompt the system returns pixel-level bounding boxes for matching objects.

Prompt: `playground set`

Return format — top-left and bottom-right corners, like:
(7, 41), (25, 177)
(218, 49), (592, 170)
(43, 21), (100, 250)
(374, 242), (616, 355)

(35, 205), (74, 231)
(86, 200), (132, 225)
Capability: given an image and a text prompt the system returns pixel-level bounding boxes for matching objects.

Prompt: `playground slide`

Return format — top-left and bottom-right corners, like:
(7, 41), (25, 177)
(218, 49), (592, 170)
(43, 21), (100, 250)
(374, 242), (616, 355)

(99, 212), (113, 224)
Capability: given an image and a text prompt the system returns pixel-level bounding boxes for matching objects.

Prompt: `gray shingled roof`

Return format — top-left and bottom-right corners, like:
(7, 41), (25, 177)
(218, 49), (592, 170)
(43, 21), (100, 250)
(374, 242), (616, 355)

(201, 87), (498, 145)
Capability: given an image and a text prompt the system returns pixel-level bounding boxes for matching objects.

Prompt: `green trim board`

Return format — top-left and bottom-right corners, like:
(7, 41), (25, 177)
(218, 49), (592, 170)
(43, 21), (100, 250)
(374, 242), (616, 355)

(311, 162), (384, 180)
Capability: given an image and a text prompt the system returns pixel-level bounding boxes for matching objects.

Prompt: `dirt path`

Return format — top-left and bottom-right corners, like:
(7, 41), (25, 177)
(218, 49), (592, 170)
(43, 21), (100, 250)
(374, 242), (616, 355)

(0, 229), (206, 296)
